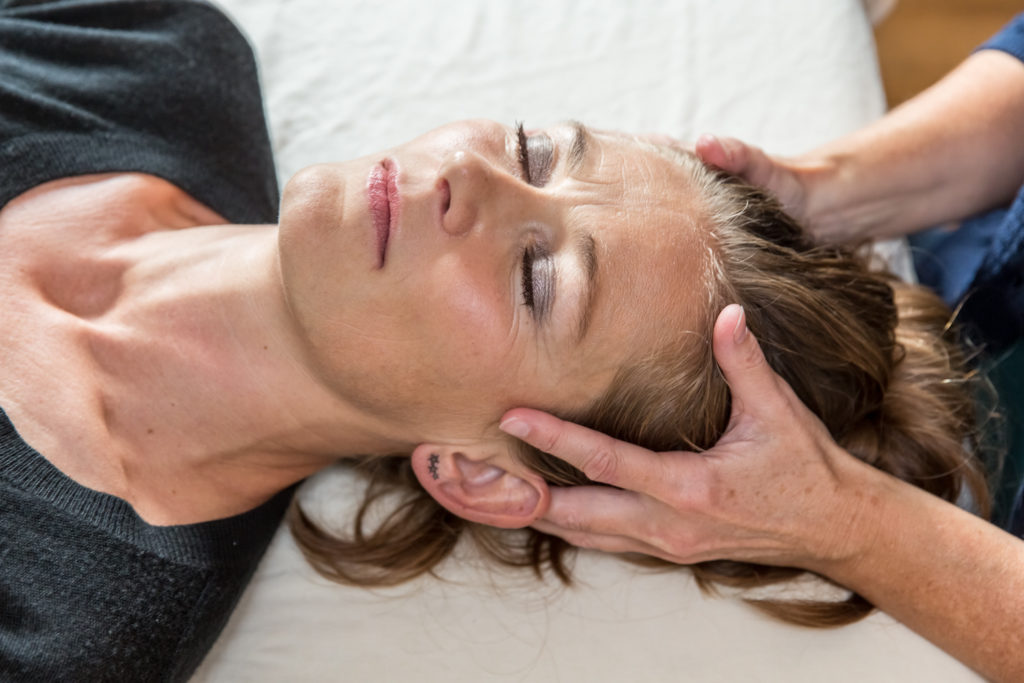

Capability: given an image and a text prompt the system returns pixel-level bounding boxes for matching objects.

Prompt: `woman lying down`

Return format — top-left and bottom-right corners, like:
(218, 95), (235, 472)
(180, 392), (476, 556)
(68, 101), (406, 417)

(0, 0), (988, 680)
(288, 119), (987, 629)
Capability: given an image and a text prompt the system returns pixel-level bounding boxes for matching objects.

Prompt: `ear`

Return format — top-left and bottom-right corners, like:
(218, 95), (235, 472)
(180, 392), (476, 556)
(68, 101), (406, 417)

(410, 443), (550, 529)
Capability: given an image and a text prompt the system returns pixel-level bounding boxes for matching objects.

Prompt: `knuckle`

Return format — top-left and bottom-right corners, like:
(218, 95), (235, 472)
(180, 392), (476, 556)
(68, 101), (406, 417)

(660, 462), (707, 512)
(536, 422), (567, 454)
(559, 511), (589, 533)
(737, 337), (768, 372)
(580, 443), (620, 483)
(663, 487), (694, 514)
(678, 477), (714, 515)
(652, 521), (696, 561)
(664, 533), (696, 561)
(538, 420), (586, 462)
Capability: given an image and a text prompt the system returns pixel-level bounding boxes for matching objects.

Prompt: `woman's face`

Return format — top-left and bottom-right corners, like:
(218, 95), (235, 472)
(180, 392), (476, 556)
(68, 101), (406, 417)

(278, 120), (708, 446)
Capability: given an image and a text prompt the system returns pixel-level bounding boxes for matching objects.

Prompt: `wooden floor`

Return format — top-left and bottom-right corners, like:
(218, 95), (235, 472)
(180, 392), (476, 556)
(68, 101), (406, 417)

(874, 0), (1021, 106)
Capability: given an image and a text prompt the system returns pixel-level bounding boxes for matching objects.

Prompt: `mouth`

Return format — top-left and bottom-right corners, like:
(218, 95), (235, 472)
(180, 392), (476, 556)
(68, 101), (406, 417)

(367, 159), (399, 268)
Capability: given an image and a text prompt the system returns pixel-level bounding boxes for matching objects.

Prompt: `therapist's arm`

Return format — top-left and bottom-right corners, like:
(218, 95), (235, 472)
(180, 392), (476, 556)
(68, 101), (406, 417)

(500, 305), (1024, 683)
(696, 48), (1024, 243)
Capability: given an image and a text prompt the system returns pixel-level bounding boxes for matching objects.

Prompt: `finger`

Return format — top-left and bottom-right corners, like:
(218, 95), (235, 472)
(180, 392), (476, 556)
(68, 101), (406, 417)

(531, 519), (681, 563)
(711, 304), (789, 420)
(544, 483), (710, 546)
(543, 485), (653, 538)
(695, 134), (775, 186)
(694, 133), (735, 171)
(499, 408), (669, 491)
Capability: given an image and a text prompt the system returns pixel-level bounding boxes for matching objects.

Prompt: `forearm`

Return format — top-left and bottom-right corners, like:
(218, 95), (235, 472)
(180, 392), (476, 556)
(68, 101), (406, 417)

(815, 465), (1024, 682)
(802, 49), (1024, 241)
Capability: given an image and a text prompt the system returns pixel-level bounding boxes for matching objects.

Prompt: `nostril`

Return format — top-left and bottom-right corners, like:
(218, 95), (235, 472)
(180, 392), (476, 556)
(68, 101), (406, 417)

(438, 178), (451, 214)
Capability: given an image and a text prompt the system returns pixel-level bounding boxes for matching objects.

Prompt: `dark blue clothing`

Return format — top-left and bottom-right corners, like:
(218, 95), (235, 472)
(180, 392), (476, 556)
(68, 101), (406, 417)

(911, 12), (1024, 352)
(0, 0), (279, 223)
(0, 0), (285, 680)
(910, 13), (1024, 536)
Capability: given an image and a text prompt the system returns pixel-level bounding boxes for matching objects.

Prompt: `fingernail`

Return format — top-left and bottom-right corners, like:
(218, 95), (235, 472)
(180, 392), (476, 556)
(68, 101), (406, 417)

(732, 305), (748, 344)
(710, 135), (734, 162)
(499, 417), (530, 440)
(697, 133), (717, 147)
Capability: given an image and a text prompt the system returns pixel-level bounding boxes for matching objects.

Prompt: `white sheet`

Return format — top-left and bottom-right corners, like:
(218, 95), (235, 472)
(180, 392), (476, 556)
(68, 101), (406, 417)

(193, 1), (975, 680)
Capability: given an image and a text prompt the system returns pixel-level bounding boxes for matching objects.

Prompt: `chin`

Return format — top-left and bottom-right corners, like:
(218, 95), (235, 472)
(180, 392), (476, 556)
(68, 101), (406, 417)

(280, 164), (347, 234)
(278, 163), (352, 272)
(276, 163), (358, 346)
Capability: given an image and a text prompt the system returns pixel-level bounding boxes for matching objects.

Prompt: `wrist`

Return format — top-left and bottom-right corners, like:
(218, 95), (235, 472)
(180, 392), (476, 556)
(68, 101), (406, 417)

(795, 447), (899, 578)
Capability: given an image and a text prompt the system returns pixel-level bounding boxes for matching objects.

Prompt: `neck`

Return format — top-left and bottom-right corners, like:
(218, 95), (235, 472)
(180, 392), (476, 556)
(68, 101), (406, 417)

(89, 225), (409, 521)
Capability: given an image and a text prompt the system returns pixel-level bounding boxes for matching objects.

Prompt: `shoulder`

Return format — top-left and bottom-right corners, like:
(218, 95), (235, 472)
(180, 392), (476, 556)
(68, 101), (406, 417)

(0, 0), (279, 223)
(1, 173), (225, 243)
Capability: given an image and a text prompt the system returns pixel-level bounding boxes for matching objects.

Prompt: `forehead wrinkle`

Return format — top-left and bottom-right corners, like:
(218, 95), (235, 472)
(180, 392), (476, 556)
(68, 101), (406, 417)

(549, 129), (710, 397)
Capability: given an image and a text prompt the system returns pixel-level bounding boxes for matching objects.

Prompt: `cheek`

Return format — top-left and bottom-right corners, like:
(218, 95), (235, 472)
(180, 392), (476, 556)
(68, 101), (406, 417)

(347, 260), (521, 430)
(421, 257), (518, 377)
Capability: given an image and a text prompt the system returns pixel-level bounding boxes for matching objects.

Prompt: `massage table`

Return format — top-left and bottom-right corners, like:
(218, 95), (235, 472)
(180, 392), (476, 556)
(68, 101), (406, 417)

(193, 1), (978, 680)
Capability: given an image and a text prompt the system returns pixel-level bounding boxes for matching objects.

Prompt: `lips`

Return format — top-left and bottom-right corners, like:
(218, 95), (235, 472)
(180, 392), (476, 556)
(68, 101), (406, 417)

(367, 160), (399, 268)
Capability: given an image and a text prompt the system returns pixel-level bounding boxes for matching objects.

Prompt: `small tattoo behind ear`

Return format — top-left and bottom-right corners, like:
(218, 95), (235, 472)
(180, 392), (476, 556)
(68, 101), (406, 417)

(428, 453), (440, 480)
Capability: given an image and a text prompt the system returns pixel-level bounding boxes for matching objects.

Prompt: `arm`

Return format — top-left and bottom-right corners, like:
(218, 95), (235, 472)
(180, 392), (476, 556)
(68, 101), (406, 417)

(500, 305), (1024, 682)
(698, 48), (1024, 242)
(822, 470), (1024, 683)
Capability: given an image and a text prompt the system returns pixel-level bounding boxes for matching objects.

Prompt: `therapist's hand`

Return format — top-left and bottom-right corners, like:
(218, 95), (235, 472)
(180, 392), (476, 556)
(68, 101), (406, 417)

(499, 304), (885, 572)
(694, 134), (829, 238)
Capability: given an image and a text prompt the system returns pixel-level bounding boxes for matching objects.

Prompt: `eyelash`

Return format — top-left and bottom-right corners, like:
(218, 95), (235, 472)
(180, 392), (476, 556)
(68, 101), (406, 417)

(515, 121), (532, 184)
(521, 243), (537, 310)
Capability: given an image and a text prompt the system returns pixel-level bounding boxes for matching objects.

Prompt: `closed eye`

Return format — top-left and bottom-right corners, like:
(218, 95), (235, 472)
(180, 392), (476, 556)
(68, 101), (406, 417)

(521, 242), (554, 321)
(515, 122), (554, 187)
(521, 244), (536, 309)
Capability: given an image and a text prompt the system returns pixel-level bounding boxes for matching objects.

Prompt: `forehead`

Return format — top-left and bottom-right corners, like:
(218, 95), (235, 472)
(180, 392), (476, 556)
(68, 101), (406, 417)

(561, 129), (711, 375)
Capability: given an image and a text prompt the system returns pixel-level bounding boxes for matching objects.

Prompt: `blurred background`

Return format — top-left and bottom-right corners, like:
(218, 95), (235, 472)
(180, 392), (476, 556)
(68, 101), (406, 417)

(875, 0), (1021, 106)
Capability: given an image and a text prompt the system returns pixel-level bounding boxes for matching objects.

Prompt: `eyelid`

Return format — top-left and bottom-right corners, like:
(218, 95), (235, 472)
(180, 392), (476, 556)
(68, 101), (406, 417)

(526, 134), (554, 187)
(520, 240), (556, 323)
(533, 246), (556, 320)
(514, 122), (554, 188)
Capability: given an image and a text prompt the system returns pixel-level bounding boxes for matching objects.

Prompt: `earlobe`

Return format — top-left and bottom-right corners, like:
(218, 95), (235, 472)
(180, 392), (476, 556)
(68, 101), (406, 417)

(411, 443), (550, 529)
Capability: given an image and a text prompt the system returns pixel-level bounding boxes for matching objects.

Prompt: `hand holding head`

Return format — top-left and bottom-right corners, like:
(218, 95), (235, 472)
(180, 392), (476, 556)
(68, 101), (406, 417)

(498, 304), (872, 569)
(695, 134), (812, 228)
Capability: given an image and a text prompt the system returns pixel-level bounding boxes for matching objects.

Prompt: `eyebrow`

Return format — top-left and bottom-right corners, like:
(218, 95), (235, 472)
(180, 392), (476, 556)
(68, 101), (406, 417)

(573, 232), (598, 344)
(566, 120), (589, 175)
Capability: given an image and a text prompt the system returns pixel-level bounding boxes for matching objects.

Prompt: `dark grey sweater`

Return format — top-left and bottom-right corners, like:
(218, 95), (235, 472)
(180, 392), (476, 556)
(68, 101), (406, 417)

(0, 0), (288, 680)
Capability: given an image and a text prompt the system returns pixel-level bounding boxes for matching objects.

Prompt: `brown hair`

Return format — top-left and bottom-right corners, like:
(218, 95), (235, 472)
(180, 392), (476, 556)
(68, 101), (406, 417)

(289, 148), (992, 628)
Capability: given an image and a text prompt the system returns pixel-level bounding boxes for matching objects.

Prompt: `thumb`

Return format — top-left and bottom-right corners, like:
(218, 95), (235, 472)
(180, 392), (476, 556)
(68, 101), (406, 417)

(695, 133), (745, 174)
(712, 304), (782, 419)
(695, 134), (777, 189)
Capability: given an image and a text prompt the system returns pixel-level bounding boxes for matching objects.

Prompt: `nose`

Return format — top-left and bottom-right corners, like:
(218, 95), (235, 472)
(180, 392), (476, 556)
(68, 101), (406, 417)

(437, 149), (529, 237)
